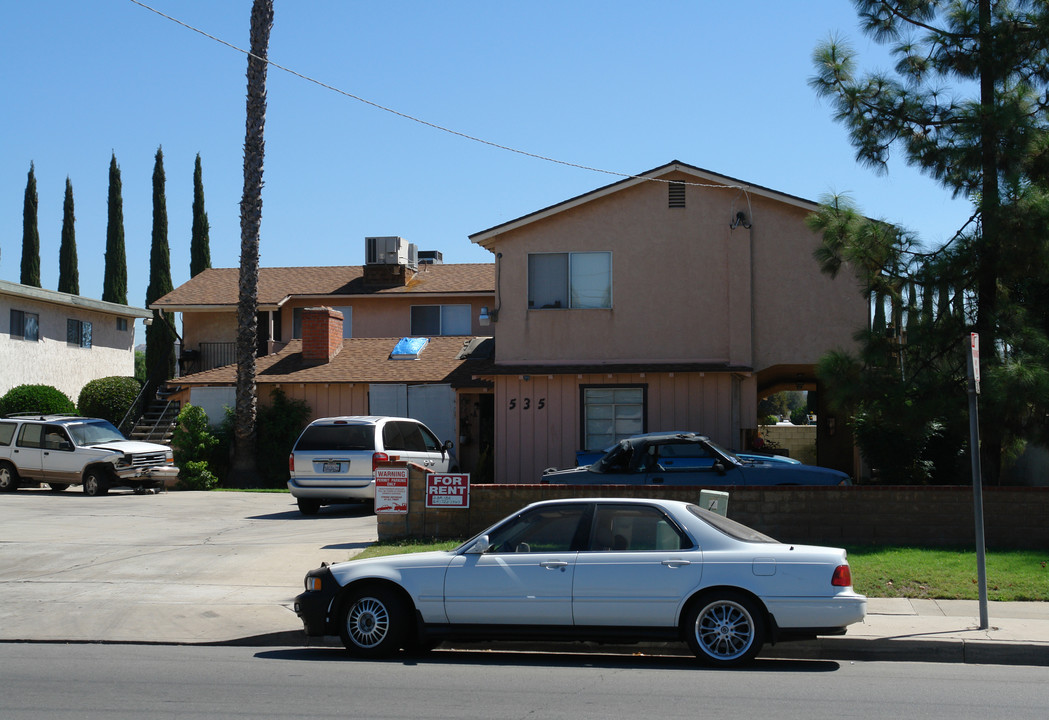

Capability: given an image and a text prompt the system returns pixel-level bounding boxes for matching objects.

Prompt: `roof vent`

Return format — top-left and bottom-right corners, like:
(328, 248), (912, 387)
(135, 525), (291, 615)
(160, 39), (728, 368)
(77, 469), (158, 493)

(668, 182), (686, 208)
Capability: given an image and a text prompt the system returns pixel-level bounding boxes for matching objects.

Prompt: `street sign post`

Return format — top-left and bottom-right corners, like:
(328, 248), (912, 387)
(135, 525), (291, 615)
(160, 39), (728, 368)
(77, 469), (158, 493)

(966, 333), (989, 630)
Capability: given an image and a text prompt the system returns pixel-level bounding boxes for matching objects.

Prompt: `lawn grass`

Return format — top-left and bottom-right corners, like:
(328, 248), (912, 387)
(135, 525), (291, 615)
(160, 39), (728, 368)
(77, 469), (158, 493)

(845, 546), (1049, 601)
(352, 541), (1049, 601)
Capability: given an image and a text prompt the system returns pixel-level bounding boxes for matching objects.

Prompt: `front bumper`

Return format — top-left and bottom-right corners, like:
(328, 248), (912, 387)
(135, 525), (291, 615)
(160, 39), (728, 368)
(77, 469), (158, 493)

(294, 567), (339, 637)
(115, 464), (180, 481)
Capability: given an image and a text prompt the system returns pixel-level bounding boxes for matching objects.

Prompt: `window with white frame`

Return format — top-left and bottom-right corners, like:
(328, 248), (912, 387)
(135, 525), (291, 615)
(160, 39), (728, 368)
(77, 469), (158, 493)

(528, 251), (611, 309)
(66, 319), (92, 348)
(581, 385), (645, 451)
(10, 309), (40, 341)
(410, 304), (471, 336)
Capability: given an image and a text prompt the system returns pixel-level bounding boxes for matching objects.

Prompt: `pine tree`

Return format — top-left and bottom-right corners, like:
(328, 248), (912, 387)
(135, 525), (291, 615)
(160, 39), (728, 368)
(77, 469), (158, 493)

(809, 0), (1049, 483)
(145, 147), (176, 393)
(57, 177), (79, 295)
(21, 163), (41, 288)
(190, 153), (212, 277)
(103, 153), (128, 305)
(230, 0), (274, 488)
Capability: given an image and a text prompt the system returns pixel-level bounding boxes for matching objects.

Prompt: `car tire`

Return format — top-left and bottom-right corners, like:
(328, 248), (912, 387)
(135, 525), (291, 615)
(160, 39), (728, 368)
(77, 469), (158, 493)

(297, 498), (321, 515)
(338, 585), (409, 658)
(0, 461), (19, 492)
(82, 469), (110, 497)
(684, 591), (765, 667)
(48, 483), (70, 492)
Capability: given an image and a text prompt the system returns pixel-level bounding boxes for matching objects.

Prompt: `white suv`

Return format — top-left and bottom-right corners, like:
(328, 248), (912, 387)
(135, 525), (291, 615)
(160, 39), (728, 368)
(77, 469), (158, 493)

(288, 416), (456, 515)
(0, 414), (178, 496)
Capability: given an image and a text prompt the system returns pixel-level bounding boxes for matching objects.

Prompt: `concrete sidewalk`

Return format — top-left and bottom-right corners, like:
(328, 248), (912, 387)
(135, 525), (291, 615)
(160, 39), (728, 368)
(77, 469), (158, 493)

(1, 490), (1046, 665)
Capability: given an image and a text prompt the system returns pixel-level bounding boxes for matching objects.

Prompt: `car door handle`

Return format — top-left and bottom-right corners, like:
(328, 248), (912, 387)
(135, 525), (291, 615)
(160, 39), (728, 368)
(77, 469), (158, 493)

(662, 559), (691, 568)
(540, 561), (569, 569)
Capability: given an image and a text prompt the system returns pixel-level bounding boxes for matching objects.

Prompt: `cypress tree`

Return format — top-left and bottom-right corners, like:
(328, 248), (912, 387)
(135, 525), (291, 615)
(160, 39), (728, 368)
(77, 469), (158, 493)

(21, 163), (41, 287)
(145, 147), (176, 391)
(103, 153), (128, 304)
(57, 177), (79, 295)
(190, 153), (212, 277)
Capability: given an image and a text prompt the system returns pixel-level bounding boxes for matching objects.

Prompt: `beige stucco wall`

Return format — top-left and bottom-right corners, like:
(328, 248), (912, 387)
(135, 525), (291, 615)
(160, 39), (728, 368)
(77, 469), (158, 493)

(1, 298), (137, 401)
(180, 296), (492, 349)
(484, 172), (864, 372)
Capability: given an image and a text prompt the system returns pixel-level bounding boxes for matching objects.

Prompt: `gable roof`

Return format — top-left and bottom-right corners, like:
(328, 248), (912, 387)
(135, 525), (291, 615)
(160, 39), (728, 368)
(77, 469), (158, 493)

(175, 336), (493, 388)
(469, 160), (820, 248)
(151, 263), (494, 311)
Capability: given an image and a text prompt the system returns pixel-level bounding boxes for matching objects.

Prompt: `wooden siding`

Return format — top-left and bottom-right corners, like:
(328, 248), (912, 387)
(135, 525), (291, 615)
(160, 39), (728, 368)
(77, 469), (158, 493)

(493, 371), (750, 484)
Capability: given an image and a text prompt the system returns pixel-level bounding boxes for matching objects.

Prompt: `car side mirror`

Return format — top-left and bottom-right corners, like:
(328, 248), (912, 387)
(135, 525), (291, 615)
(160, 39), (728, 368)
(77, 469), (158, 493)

(713, 461), (726, 475)
(443, 439), (454, 452)
(464, 535), (490, 555)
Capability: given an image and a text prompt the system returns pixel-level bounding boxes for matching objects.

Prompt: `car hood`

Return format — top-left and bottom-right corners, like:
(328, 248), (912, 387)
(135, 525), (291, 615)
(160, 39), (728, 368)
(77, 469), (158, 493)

(89, 440), (172, 454)
(329, 550), (457, 582)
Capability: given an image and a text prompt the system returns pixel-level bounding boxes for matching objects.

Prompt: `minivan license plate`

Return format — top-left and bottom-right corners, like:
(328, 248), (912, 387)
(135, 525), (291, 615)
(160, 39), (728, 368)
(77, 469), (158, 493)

(322, 462), (340, 473)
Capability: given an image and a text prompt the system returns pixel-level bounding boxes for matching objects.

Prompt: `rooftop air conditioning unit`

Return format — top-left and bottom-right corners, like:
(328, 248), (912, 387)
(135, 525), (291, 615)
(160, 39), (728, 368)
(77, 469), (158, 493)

(418, 250), (444, 264)
(408, 243), (419, 270)
(365, 236), (409, 265)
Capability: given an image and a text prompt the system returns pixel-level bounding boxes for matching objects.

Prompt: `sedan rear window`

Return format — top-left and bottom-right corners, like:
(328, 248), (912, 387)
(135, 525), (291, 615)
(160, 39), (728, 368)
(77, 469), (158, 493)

(687, 504), (778, 544)
(295, 424), (375, 452)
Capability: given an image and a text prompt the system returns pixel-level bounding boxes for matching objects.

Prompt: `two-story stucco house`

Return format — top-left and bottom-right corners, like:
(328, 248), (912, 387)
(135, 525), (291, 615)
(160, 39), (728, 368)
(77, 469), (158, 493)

(1, 279), (152, 401)
(468, 161), (866, 483)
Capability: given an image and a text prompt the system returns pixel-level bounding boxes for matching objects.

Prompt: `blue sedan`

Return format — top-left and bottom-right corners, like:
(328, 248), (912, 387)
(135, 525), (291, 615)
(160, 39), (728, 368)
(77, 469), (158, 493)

(544, 432), (849, 486)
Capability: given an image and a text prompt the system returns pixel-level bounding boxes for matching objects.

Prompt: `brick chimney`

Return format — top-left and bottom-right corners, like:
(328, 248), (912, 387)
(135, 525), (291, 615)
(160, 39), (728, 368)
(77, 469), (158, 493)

(301, 307), (343, 364)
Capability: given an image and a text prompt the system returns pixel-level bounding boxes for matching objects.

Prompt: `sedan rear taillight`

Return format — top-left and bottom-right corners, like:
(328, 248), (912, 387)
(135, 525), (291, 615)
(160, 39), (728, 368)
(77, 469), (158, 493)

(288, 454), (294, 473)
(832, 564), (852, 587)
(372, 451), (390, 472)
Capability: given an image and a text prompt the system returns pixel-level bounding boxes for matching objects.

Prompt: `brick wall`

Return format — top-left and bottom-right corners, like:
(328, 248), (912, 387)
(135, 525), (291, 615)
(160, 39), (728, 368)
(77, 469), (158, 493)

(377, 478), (1049, 550)
(760, 424), (817, 464)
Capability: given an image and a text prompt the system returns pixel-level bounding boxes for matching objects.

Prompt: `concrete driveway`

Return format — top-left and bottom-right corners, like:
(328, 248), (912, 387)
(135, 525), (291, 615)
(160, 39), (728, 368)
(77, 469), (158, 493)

(0, 489), (377, 644)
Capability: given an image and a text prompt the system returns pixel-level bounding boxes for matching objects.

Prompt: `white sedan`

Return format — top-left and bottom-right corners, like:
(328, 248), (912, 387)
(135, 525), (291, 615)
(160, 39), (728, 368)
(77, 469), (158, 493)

(293, 498), (866, 666)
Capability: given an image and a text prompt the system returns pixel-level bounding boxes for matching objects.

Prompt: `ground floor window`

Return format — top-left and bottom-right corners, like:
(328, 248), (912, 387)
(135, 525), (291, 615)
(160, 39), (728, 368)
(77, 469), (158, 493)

(581, 385), (645, 451)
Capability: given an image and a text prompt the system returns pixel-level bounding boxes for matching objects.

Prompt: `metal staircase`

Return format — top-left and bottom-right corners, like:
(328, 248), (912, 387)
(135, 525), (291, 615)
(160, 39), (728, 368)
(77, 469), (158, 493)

(127, 385), (181, 446)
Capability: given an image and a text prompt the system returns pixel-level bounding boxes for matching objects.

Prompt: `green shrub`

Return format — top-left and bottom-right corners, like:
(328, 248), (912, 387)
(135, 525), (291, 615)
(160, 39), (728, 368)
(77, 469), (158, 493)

(177, 460), (219, 491)
(172, 404), (219, 467)
(0, 384), (76, 416)
(78, 376), (142, 429)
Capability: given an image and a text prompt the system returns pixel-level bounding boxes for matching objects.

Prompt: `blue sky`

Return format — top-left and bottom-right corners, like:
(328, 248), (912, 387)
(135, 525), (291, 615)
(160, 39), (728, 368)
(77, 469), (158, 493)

(2, 0), (974, 337)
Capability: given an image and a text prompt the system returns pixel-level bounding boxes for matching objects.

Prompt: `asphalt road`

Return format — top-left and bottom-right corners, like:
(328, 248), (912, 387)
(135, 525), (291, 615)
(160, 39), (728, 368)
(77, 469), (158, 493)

(3, 643), (1048, 720)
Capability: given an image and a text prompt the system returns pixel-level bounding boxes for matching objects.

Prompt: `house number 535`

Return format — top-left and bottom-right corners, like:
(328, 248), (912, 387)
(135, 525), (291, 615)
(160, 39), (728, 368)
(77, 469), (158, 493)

(508, 398), (545, 410)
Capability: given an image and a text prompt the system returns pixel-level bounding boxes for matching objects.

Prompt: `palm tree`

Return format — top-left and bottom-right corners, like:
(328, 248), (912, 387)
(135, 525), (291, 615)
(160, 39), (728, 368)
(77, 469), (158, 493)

(230, 0), (274, 488)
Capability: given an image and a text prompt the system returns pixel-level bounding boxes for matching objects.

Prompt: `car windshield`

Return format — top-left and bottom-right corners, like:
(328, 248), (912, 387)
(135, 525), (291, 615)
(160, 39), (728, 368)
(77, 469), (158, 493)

(593, 442), (634, 474)
(704, 439), (740, 464)
(66, 420), (126, 446)
(295, 424), (375, 451)
(687, 504), (778, 544)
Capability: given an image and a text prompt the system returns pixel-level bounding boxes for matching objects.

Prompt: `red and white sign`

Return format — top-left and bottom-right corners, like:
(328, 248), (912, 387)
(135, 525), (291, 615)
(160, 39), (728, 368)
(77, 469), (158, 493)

(374, 466), (409, 514)
(425, 473), (470, 509)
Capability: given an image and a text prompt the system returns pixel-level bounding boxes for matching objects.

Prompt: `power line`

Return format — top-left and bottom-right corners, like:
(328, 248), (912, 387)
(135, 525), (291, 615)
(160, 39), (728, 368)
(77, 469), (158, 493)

(128, 0), (744, 191)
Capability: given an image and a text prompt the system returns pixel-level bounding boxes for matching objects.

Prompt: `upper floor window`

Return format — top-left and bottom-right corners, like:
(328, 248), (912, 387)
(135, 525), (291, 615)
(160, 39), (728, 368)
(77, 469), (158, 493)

(67, 319), (92, 348)
(116, 317), (128, 332)
(10, 309), (40, 341)
(410, 304), (471, 336)
(528, 252), (611, 309)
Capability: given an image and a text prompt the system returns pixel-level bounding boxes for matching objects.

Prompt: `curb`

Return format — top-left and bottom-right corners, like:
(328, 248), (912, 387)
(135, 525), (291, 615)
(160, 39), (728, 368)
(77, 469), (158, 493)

(8, 634), (1044, 667)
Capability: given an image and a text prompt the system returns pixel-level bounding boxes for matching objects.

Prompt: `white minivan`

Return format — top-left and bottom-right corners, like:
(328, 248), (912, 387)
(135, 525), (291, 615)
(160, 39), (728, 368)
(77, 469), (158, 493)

(288, 416), (456, 515)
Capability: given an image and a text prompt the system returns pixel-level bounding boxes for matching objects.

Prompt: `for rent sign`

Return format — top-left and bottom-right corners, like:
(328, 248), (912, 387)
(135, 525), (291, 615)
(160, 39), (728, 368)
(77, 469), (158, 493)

(425, 473), (470, 509)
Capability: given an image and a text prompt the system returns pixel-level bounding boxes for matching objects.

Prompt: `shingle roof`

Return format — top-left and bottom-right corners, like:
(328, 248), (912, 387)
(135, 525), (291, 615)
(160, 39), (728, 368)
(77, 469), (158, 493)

(152, 264), (494, 309)
(175, 336), (493, 388)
